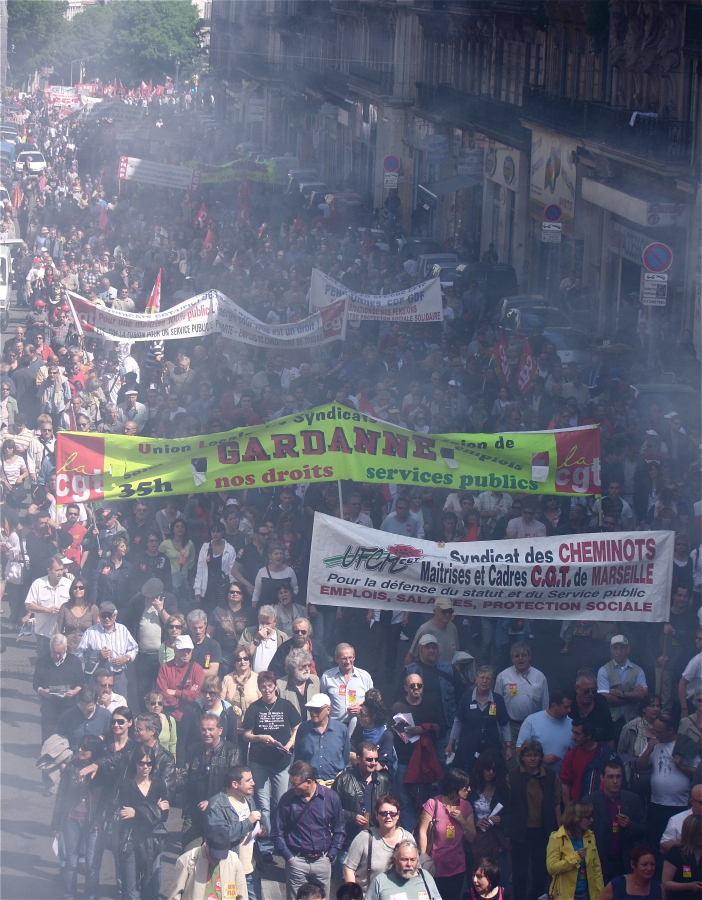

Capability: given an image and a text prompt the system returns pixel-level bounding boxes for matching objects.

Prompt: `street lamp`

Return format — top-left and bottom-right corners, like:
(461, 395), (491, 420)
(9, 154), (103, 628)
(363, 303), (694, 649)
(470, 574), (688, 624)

(70, 55), (96, 86)
(175, 58), (180, 93)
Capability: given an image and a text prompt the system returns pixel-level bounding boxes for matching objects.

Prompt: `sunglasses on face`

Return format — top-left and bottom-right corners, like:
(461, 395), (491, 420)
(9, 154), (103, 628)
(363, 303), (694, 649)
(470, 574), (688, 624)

(579, 687), (596, 694)
(203, 691), (219, 697)
(293, 629), (308, 635)
(137, 760), (153, 767)
(378, 810), (398, 818)
(147, 700), (163, 706)
(113, 718), (127, 726)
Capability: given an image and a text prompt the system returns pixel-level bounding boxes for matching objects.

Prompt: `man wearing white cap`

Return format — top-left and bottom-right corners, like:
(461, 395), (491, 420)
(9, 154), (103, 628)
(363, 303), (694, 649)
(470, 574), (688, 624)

(293, 693), (350, 784)
(116, 388), (148, 432)
(405, 598), (458, 664)
(597, 635), (647, 735)
(156, 634), (205, 721)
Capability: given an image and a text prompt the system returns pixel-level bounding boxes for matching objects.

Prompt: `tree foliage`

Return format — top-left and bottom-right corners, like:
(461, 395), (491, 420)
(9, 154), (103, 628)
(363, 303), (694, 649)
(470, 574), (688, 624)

(8, 0), (69, 83)
(10, 1), (202, 87)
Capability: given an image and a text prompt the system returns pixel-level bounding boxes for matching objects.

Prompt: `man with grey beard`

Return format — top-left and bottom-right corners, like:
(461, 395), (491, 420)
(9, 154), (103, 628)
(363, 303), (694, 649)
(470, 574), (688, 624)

(269, 617), (331, 680)
(366, 840), (440, 900)
(276, 648), (320, 719)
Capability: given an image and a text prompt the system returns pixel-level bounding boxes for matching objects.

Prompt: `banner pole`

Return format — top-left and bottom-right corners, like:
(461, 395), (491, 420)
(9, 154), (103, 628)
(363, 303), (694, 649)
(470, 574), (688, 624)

(337, 479), (344, 519)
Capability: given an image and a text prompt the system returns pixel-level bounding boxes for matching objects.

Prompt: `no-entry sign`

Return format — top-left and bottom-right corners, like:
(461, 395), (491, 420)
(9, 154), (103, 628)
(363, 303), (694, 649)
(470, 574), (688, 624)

(642, 242), (673, 273)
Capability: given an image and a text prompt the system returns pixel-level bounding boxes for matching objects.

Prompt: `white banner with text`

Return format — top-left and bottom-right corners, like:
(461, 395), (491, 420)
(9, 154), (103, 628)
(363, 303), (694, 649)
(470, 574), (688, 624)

(309, 514), (674, 620)
(67, 290), (346, 348)
(309, 269), (443, 322)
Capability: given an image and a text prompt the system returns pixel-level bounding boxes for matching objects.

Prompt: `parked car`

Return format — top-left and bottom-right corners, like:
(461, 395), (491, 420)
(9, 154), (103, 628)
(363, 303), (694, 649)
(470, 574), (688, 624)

(632, 380), (701, 432)
(430, 262), (459, 289)
(501, 305), (591, 366)
(285, 170), (319, 194)
(395, 237), (441, 263)
(416, 253), (458, 280)
(356, 227), (390, 253)
(498, 294), (546, 321)
(453, 262), (519, 315)
(15, 149), (47, 176)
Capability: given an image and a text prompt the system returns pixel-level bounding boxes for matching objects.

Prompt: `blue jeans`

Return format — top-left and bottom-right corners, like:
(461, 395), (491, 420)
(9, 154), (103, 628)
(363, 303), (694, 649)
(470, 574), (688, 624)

(120, 849), (161, 900)
(395, 763), (432, 832)
(246, 867), (263, 900)
(62, 817), (100, 900)
(249, 760), (289, 856)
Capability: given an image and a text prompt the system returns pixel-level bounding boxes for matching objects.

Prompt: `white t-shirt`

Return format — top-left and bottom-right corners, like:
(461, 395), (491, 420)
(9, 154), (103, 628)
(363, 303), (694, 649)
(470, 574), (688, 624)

(252, 635), (278, 673)
(228, 796), (254, 874)
(682, 654), (702, 699)
(650, 741), (692, 806)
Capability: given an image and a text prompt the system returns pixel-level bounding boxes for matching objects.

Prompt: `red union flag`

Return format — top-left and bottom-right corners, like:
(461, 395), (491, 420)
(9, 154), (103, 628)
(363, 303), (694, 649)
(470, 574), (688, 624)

(516, 338), (536, 393)
(492, 331), (510, 386)
(145, 269), (161, 314)
(193, 203), (209, 227)
(200, 229), (216, 261)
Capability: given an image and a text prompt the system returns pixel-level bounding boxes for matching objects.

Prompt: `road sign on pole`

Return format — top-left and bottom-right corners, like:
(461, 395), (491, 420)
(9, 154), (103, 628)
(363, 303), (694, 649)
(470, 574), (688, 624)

(383, 155), (401, 173)
(383, 172), (399, 189)
(541, 222), (562, 243)
(642, 242), (673, 273)
(544, 204), (562, 222)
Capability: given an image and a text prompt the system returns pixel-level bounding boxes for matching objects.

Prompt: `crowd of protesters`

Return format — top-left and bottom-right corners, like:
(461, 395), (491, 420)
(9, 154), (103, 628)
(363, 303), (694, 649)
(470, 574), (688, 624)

(0, 88), (700, 900)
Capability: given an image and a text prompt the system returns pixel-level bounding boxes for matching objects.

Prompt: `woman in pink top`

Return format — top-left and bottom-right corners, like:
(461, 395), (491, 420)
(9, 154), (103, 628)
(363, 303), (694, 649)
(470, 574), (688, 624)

(417, 767), (477, 898)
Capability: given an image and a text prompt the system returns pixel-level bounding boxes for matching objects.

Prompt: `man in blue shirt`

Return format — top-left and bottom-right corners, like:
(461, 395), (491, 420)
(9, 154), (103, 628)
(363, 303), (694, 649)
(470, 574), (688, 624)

(293, 693), (350, 783)
(56, 686), (112, 750)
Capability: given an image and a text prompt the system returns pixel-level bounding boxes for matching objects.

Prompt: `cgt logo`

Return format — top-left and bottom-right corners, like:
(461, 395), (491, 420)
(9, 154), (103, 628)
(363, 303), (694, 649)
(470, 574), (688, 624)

(56, 433), (107, 501)
(554, 430), (601, 494)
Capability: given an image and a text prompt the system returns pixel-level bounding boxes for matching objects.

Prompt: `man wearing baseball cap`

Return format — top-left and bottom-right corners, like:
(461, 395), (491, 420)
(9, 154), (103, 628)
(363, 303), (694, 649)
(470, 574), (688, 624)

(75, 600), (138, 697)
(596, 635), (648, 734)
(405, 598), (458, 664)
(292, 693), (350, 784)
(156, 634), (205, 721)
(169, 824), (248, 900)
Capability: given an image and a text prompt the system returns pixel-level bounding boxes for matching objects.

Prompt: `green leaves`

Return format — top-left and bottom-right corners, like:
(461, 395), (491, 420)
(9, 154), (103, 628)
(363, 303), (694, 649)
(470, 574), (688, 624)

(9, 0), (202, 87)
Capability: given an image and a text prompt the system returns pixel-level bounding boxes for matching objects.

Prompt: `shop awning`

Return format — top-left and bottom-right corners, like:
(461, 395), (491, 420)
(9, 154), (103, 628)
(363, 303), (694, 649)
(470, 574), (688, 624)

(418, 174), (481, 206)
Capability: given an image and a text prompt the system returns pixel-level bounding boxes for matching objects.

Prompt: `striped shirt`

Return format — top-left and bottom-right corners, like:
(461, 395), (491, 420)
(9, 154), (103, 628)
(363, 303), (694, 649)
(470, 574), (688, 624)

(76, 622), (138, 673)
(272, 783), (345, 860)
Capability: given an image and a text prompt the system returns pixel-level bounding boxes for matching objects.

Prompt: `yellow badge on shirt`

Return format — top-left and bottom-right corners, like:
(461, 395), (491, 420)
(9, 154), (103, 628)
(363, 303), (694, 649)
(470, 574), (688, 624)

(489, 702), (497, 715)
(509, 684), (518, 697)
(446, 824), (456, 839)
(225, 882), (238, 897)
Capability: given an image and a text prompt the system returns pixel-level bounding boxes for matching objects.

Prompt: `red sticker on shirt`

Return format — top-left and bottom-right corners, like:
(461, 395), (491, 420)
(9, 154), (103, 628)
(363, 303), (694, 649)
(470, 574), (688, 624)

(338, 685), (346, 697)
(683, 866), (692, 878)
(133, 536), (141, 544)
(215, 877), (222, 891)
(101, 566), (110, 575)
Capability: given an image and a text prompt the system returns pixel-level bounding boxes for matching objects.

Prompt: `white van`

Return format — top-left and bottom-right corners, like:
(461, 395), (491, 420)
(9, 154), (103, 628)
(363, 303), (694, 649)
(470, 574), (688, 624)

(0, 243), (13, 328)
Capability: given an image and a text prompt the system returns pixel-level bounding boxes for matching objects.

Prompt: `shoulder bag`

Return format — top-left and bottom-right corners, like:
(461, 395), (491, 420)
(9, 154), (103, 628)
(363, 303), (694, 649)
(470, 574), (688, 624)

(414, 797), (437, 876)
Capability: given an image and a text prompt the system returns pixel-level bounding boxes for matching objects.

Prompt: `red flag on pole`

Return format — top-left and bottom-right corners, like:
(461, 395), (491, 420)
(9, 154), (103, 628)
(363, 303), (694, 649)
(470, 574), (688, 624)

(200, 229), (216, 261)
(237, 173), (250, 207)
(363, 228), (372, 254)
(516, 338), (536, 393)
(145, 269), (161, 314)
(256, 221), (269, 239)
(147, 79), (152, 95)
(236, 201), (250, 228)
(492, 330), (511, 386)
(292, 216), (303, 236)
(193, 203), (209, 227)
(12, 184), (22, 209)
(98, 207), (110, 232)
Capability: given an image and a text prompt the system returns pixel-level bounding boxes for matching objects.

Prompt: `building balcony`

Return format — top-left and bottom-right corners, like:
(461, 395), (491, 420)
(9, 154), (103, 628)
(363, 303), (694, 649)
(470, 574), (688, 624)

(347, 62), (394, 97)
(414, 82), (531, 150)
(521, 85), (694, 165)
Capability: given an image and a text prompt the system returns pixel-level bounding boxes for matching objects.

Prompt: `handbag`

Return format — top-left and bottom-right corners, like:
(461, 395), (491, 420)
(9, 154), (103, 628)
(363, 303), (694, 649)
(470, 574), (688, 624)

(414, 797), (437, 877)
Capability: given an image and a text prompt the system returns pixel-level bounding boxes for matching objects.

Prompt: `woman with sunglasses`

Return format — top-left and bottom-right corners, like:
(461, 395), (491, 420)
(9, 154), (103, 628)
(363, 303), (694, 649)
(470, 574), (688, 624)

(158, 615), (187, 664)
(469, 750), (511, 886)
(546, 801), (604, 900)
(57, 578), (99, 655)
(115, 746), (169, 900)
(208, 583), (248, 670)
(143, 691), (177, 757)
(343, 796), (413, 892)
(222, 648), (261, 737)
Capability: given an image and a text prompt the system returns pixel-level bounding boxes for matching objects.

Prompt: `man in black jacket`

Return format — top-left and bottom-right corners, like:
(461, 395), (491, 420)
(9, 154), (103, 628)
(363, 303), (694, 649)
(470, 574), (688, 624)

(332, 741), (394, 852)
(177, 712), (240, 851)
(582, 758), (646, 882)
(269, 617), (331, 680)
(34, 633), (84, 742)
